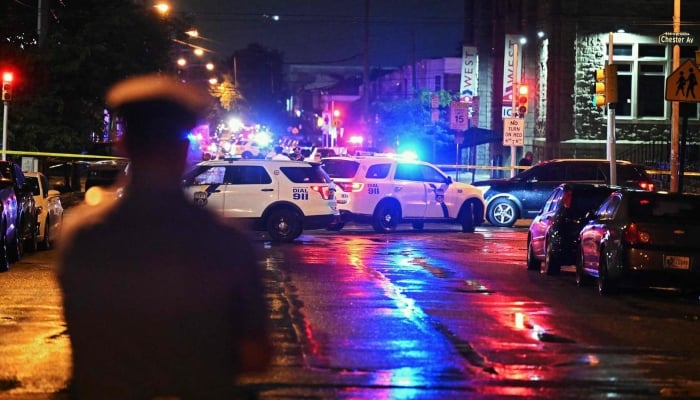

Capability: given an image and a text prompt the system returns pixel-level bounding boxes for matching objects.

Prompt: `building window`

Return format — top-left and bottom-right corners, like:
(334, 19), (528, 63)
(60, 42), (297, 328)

(606, 41), (671, 119)
(434, 75), (442, 91)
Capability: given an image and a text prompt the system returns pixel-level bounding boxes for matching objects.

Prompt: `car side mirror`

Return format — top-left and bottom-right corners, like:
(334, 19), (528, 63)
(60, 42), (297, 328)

(446, 176), (453, 184)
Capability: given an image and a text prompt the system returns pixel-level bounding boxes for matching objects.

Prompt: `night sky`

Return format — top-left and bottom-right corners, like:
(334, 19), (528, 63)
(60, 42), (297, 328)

(174, 0), (465, 67)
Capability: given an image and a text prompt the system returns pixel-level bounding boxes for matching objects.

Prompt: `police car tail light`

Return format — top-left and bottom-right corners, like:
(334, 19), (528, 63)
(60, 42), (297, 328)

(336, 182), (364, 192)
(311, 185), (332, 200)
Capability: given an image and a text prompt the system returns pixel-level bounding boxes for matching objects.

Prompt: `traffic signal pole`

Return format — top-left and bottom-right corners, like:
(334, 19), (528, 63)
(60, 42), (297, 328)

(607, 32), (617, 186)
(2, 100), (8, 161)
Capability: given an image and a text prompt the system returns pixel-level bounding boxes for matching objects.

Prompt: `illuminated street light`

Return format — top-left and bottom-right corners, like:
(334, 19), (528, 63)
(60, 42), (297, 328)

(177, 58), (187, 67)
(193, 48), (204, 57)
(154, 2), (170, 16)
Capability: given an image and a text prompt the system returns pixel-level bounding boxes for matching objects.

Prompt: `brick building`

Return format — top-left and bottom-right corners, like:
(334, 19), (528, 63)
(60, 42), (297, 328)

(468, 0), (700, 168)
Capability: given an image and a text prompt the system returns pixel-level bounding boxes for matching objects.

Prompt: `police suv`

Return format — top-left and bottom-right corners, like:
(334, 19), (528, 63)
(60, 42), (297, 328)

(183, 158), (338, 242)
(321, 154), (485, 233)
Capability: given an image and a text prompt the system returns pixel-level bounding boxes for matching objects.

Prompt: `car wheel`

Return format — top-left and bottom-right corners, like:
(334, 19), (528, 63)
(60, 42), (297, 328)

(575, 247), (591, 287)
(326, 222), (345, 231)
(412, 222), (424, 230)
(460, 201), (475, 233)
(267, 208), (302, 242)
(526, 239), (540, 270)
(40, 216), (51, 250)
(0, 220), (9, 272)
(487, 198), (518, 227)
(372, 202), (399, 233)
(544, 239), (561, 275)
(597, 250), (618, 296)
(25, 218), (38, 253)
(8, 222), (22, 263)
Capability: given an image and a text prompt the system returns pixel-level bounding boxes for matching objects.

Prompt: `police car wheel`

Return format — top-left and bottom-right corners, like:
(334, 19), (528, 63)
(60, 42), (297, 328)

(267, 208), (302, 242)
(372, 202), (399, 233)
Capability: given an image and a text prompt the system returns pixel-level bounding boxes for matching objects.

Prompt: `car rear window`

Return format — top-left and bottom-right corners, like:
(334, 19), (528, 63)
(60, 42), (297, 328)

(321, 159), (360, 179)
(570, 188), (615, 216)
(628, 192), (700, 220)
(280, 165), (329, 183)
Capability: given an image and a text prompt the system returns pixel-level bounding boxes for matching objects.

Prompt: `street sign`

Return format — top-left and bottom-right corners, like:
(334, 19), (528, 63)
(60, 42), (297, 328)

(665, 59), (700, 102)
(449, 102), (469, 131)
(503, 117), (524, 146)
(658, 32), (696, 46)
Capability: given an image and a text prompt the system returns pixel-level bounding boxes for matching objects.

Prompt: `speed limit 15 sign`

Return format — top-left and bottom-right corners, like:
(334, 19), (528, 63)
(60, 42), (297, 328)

(449, 102), (469, 131)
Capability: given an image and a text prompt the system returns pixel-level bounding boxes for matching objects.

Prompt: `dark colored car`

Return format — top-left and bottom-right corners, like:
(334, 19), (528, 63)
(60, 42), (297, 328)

(527, 183), (617, 275)
(578, 190), (700, 295)
(472, 159), (655, 227)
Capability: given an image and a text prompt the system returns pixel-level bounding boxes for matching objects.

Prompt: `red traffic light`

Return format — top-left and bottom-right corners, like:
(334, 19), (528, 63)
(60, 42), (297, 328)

(516, 85), (528, 117)
(1, 72), (12, 101)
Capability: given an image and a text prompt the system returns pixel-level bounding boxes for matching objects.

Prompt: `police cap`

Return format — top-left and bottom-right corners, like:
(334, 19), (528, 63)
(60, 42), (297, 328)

(106, 74), (210, 143)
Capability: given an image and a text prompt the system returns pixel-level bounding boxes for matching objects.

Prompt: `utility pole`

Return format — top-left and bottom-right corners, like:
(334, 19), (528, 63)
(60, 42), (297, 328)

(363, 0), (371, 146)
(510, 44), (518, 178)
(670, 0), (681, 192)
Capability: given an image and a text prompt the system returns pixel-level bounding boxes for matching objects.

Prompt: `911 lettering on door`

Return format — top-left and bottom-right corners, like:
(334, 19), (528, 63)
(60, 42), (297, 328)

(293, 187), (309, 200)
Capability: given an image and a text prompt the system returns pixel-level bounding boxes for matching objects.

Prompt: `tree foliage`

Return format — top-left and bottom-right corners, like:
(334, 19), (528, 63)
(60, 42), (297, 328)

(369, 89), (458, 162)
(226, 44), (288, 134)
(0, 0), (172, 153)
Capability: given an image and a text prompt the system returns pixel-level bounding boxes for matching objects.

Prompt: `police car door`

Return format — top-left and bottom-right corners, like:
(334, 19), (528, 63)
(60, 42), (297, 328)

(220, 165), (277, 219)
(185, 166), (227, 215)
(393, 163), (428, 218)
(420, 164), (453, 219)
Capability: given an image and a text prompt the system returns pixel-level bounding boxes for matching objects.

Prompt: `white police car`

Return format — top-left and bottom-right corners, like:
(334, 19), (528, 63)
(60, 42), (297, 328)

(183, 158), (338, 242)
(321, 154), (485, 233)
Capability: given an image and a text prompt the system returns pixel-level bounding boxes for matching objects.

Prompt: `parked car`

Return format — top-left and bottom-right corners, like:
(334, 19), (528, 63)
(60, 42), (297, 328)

(578, 190), (700, 295)
(321, 154), (485, 233)
(472, 159), (656, 227)
(182, 158), (338, 242)
(24, 172), (64, 250)
(0, 160), (39, 258)
(527, 183), (617, 275)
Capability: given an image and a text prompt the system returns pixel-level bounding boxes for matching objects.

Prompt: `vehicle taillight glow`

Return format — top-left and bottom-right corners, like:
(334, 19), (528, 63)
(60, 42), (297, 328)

(310, 185), (333, 200)
(562, 189), (573, 208)
(622, 223), (651, 245)
(336, 182), (364, 192)
(638, 181), (655, 191)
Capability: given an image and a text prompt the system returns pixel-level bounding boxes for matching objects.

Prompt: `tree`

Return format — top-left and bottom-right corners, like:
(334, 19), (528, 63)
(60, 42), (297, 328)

(1, 0), (173, 154)
(226, 44), (288, 134)
(369, 89), (456, 162)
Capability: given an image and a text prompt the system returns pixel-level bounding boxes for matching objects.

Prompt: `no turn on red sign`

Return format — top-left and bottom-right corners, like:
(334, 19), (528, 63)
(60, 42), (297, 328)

(503, 118), (524, 146)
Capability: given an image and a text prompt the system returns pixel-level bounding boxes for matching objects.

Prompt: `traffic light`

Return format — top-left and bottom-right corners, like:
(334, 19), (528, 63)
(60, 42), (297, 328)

(516, 84), (528, 118)
(1, 72), (12, 102)
(592, 64), (618, 107)
(332, 109), (341, 127)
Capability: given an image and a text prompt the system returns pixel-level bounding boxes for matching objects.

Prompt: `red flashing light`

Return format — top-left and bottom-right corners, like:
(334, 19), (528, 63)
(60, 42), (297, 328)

(2, 72), (13, 83)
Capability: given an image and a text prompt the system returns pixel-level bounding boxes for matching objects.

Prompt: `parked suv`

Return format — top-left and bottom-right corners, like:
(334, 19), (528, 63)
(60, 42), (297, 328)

(182, 158), (338, 242)
(473, 159), (655, 227)
(321, 155), (485, 233)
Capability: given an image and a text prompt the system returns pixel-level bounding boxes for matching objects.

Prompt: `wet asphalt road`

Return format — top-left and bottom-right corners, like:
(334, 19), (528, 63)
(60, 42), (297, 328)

(2, 222), (700, 399)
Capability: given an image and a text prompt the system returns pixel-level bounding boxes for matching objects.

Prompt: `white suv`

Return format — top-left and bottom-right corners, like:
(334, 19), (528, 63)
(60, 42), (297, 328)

(321, 155), (485, 233)
(183, 158), (338, 242)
